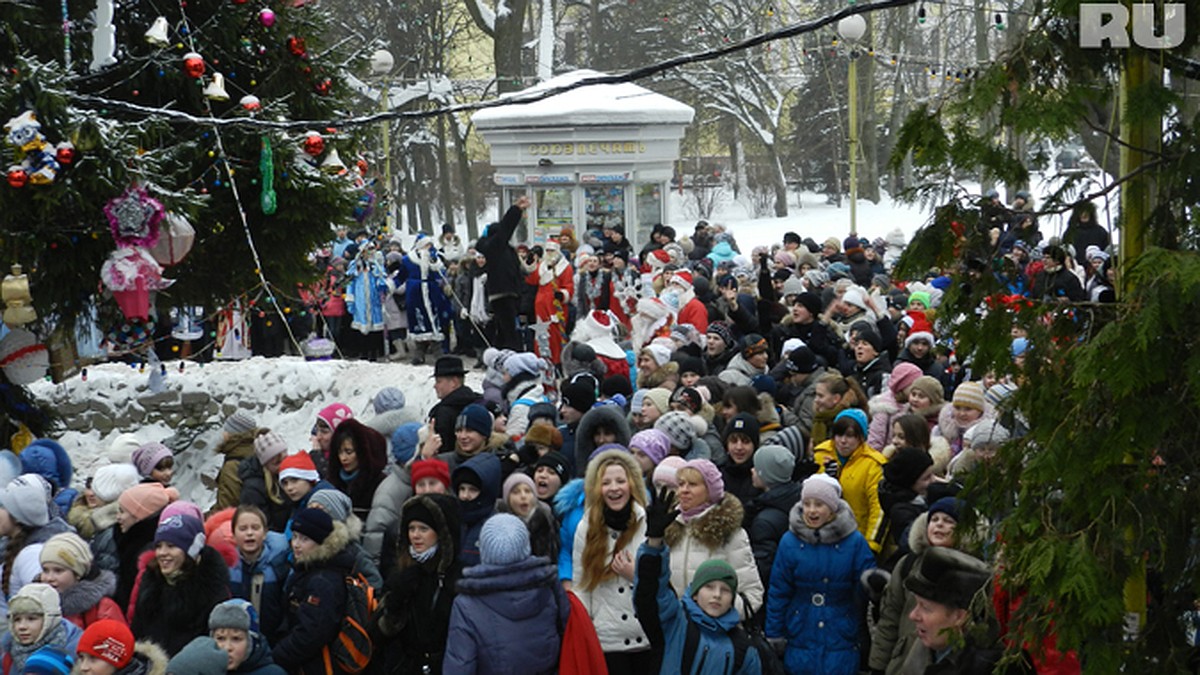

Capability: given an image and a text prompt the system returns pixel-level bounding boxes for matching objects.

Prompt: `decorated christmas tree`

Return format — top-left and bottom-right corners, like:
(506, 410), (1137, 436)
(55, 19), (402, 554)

(0, 0), (361, 350)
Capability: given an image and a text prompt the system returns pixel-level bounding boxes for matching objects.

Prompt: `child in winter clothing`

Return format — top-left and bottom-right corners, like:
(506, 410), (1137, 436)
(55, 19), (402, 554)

(378, 495), (463, 675)
(451, 454), (502, 567)
(270, 509), (354, 675)
(69, 464), (139, 542)
(0, 475), (74, 629)
(813, 408), (887, 552)
(276, 454), (334, 540)
(38, 533), (123, 629)
(129, 444), (174, 487)
(766, 474), (875, 675)
(443, 514), (568, 674)
(2, 583), (82, 675)
(213, 414), (259, 512)
(73, 619), (168, 675)
(236, 433), (291, 533)
(226, 507), (289, 643)
(127, 514), (230, 656)
(497, 473), (558, 561)
(207, 600), (285, 675)
(110, 484), (179, 612)
(634, 488), (761, 675)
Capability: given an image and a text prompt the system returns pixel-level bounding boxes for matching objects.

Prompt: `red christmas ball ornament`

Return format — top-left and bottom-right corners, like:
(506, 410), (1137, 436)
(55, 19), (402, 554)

(55, 142), (76, 165)
(315, 78), (332, 95)
(287, 36), (307, 57)
(240, 94), (261, 111)
(6, 167), (28, 188)
(303, 131), (324, 156)
(183, 52), (206, 78)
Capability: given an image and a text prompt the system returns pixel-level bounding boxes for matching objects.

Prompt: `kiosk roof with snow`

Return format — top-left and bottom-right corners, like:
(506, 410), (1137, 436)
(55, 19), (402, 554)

(473, 70), (693, 250)
(472, 70), (695, 129)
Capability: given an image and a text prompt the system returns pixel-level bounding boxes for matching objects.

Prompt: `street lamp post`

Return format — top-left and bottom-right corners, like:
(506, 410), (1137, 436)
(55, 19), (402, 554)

(369, 49), (396, 234)
(837, 14), (866, 237)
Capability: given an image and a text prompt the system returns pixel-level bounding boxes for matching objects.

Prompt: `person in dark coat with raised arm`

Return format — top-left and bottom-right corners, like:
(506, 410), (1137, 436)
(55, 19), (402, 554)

(473, 197), (530, 351)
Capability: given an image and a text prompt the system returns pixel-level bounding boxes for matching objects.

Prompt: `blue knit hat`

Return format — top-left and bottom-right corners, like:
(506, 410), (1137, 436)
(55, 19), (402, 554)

(456, 404), (493, 437)
(24, 646), (73, 675)
(155, 514), (206, 560)
(928, 497), (964, 522)
(833, 408), (869, 438)
(292, 507), (334, 544)
(167, 637), (228, 675)
(372, 387), (406, 414)
(479, 513), (530, 566)
(391, 422), (423, 464)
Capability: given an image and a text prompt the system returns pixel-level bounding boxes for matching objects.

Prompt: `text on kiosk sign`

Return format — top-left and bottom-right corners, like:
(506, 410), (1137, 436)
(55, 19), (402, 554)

(528, 142), (648, 156)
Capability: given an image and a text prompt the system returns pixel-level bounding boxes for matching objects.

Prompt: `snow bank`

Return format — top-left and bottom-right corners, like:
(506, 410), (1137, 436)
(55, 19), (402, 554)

(29, 357), (482, 510)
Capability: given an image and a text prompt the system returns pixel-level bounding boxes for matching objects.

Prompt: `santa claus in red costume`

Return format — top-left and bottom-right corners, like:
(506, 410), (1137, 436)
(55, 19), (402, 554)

(665, 270), (708, 335)
(525, 240), (574, 364)
(569, 310), (631, 382)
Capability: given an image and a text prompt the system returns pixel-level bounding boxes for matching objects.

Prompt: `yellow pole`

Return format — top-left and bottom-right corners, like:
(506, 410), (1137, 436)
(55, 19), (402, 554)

(381, 83), (395, 235)
(848, 52), (859, 236)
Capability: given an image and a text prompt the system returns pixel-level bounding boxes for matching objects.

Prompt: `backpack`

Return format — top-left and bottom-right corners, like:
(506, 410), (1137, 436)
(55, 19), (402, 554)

(321, 573), (378, 674)
(680, 597), (786, 675)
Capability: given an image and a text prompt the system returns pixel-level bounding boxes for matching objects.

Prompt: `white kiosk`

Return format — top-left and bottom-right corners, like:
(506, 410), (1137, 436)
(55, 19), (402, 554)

(472, 70), (695, 251)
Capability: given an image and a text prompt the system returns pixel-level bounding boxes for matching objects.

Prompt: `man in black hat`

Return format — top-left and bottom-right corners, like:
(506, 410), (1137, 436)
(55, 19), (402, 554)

(902, 547), (1029, 673)
(427, 356), (481, 452)
(768, 346), (831, 439)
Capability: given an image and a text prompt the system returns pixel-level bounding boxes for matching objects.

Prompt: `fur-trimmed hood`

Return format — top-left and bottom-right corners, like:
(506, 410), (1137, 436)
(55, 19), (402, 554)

(91, 500), (121, 531)
(636, 361), (679, 390)
(55, 568), (117, 618)
(397, 494), (461, 575)
(295, 520), (352, 566)
(576, 406), (633, 463)
(72, 641), (170, 675)
(664, 493), (744, 550)
(906, 510), (990, 558)
(553, 478), (585, 520)
(788, 498), (859, 544)
(869, 390), (901, 417)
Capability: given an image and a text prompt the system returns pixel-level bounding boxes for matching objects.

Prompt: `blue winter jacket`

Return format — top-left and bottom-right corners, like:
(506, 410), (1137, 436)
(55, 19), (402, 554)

(20, 439), (77, 518)
(229, 531), (291, 641)
(443, 556), (568, 675)
(765, 499), (875, 675)
(635, 542), (761, 675)
(553, 478), (585, 581)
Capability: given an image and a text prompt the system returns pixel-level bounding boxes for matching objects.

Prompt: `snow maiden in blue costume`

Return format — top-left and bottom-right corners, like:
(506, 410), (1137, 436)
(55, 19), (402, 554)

(402, 235), (452, 364)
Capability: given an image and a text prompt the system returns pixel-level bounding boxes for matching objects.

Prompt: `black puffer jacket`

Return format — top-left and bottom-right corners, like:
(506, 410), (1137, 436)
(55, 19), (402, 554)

(379, 495), (463, 675)
(129, 546), (231, 655)
(113, 510), (164, 611)
(476, 205), (525, 299)
(272, 521), (357, 675)
(238, 456), (292, 532)
(742, 481), (803, 587)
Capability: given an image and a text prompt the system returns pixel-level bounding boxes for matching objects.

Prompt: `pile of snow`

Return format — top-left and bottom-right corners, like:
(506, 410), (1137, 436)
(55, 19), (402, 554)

(29, 357), (482, 510)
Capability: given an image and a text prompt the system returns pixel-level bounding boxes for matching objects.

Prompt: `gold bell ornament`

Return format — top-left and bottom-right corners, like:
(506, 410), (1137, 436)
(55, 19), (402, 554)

(2, 264), (36, 327)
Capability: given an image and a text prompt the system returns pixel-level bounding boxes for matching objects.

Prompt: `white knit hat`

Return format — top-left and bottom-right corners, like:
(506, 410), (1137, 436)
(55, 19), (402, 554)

(91, 463), (140, 503)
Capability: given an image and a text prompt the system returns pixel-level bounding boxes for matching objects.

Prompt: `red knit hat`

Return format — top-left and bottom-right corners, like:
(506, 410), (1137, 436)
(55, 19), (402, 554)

(278, 452), (319, 483)
(78, 620), (135, 669)
(410, 459), (451, 491)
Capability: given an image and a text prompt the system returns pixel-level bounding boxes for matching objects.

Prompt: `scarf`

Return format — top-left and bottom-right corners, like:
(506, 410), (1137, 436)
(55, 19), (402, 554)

(9, 618), (67, 675)
(603, 501), (632, 532)
(340, 468), (360, 484)
(410, 544), (439, 564)
(678, 499), (718, 524)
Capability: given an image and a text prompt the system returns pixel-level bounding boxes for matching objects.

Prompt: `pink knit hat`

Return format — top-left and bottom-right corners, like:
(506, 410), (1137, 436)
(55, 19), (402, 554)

(118, 483), (180, 524)
(651, 456), (687, 489)
(683, 459), (724, 505)
(316, 403), (353, 431)
(889, 362), (924, 397)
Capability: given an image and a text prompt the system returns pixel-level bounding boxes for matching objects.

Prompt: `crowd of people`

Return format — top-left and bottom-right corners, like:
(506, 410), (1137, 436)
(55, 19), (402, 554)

(0, 192), (1111, 675)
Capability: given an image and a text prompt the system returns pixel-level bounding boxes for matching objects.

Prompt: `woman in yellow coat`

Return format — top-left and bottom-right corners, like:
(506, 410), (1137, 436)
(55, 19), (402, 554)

(813, 408), (887, 553)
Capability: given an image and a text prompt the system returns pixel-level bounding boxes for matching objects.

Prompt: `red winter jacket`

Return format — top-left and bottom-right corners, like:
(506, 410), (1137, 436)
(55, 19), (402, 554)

(558, 590), (609, 675)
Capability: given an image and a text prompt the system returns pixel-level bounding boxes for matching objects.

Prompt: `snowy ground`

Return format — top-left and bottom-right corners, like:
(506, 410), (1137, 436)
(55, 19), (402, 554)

(662, 171), (1117, 253)
(29, 357), (481, 509)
